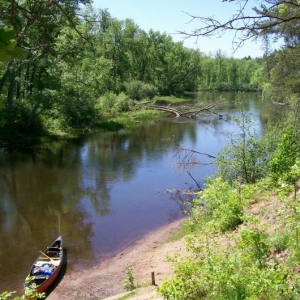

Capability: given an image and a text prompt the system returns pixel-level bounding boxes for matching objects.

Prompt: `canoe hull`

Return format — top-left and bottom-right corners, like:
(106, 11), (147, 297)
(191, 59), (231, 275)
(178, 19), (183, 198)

(35, 258), (63, 293)
(27, 236), (63, 294)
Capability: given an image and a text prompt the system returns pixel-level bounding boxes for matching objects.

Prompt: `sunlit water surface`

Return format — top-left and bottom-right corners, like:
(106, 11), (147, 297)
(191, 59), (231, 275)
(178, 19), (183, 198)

(0, 92), (278, 293)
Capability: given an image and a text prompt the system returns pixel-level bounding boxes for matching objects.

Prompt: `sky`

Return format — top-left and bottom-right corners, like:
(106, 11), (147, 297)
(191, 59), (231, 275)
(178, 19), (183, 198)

(91, 0), (274, 58)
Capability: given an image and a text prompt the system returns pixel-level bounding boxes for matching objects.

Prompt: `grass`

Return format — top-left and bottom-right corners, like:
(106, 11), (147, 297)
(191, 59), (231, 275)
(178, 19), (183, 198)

(110, 110), (166, 128)
(154, 95), (195, 104)
(106, 286), (158, 300)
(165, 219), (192, 243)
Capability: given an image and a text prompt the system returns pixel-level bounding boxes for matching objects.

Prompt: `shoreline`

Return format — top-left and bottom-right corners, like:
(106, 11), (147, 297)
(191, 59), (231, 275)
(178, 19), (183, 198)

(47, 217), (188, 299)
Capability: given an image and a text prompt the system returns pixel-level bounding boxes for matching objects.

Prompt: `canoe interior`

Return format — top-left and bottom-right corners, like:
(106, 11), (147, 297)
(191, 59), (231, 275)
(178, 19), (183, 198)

(27, 236), (63, 293)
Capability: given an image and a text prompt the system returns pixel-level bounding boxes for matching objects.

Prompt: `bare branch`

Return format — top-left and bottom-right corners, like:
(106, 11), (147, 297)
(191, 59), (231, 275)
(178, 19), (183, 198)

(178, 0), (300, 51)
(172, 145), (215, 171)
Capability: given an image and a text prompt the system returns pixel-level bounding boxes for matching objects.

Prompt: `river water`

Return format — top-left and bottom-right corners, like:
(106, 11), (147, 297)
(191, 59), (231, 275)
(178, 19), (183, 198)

(0, 92), (276, 294)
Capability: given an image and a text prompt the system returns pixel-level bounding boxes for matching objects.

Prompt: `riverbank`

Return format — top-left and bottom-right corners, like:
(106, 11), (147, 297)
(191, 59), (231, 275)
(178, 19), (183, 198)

(47, 217), (188, 300)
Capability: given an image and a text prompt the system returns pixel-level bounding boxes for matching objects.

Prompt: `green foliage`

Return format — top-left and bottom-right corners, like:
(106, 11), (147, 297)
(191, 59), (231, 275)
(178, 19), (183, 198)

(267, 46), (300, 96)
(109, 109), (165, 128)
(284, 197), (300, 262)
(0, 28), (25, 62)
(5, 88), (59, 133)
(159, 230), (297, 300)
(124, 80), (158, 101)
(23, 276), (45, 299)
(189, 177), (245, 234)
(114, 92), (133, 112)
(198, 55), (263, 92)
(96, 92), (134, 117)
(216, 95), (269, 184)
(97, 92), (117, 111)
(239, 227), (270, 268)
(270, 230), (290, 254)
(158, 177), (300, 300)
(0, 0), (266, 137)
(269, 127), (300, 186)
(0, 276), (45, 300)
(123, 263), (136, 291)
(60, 96), (97, 127)
(0, 291), (19, 300)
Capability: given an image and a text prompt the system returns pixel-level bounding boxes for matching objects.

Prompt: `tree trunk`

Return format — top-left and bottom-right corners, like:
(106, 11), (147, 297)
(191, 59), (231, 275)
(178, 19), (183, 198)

(7, 66), (16, 118)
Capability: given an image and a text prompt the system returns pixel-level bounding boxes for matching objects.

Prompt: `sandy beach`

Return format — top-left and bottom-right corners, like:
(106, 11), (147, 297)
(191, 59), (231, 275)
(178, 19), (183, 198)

(46, 217), (187, 300)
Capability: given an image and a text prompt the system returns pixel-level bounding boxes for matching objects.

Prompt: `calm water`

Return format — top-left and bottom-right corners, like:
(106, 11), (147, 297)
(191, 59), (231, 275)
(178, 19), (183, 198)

(0, 92), (276, 294)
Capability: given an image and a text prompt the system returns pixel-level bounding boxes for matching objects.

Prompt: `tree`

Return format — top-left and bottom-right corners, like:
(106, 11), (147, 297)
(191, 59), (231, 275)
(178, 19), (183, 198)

(198, 54), (262, 91)
(216, 95), (268, 183)
(180, 0), (300, 51)
(0, 0), (91, 131)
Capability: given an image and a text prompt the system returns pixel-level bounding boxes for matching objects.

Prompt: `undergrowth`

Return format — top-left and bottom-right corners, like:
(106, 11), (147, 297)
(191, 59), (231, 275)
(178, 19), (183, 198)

(158, 177), (300, 300)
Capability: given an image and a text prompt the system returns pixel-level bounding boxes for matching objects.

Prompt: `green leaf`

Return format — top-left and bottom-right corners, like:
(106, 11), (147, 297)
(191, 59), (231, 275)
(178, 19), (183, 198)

(0, 28), (26, 61)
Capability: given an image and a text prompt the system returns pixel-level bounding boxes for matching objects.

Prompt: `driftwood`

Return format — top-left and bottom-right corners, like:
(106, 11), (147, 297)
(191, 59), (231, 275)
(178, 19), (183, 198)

(180, 103), (222, 118)
(166, 171), (203, 195)
(149, 102), (221, 118)
(167, 188), (202, 195)
(149, 105), (181, 117)
(272, 101), (289, 106)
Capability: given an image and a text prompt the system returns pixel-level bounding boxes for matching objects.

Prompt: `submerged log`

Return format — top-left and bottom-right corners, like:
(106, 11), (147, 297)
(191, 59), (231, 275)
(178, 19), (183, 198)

(167, 188), (202, 195)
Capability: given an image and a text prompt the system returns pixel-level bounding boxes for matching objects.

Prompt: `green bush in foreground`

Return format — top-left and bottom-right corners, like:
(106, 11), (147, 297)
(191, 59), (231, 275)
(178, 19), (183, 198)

(0, 276), (45, 300)
(158, 176), (300, 299)
(188, 177), (246, 234)
(123, 263), (136, 292)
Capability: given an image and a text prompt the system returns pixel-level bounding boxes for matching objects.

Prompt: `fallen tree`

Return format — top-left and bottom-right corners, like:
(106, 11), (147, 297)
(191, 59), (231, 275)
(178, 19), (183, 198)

(149, 105), (181, 117)
(149, 101), (222, 118)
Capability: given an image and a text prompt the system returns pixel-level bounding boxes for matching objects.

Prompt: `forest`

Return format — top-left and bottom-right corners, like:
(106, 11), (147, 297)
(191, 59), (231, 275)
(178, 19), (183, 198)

(0, 0), (263, 138)
(1, 0), (300, 299)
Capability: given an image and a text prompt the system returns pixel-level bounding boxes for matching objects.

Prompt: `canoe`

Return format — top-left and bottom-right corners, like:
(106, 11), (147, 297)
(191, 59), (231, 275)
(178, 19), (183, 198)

(26, 236), (63, 293)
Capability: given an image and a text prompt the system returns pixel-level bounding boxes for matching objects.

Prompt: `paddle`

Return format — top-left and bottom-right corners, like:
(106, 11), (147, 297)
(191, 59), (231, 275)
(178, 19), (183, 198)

(39, 251), (56, 264)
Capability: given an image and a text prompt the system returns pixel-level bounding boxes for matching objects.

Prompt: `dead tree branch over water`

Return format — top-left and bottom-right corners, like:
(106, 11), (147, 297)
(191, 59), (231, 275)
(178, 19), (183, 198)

(152, 101), (220, 195)
(173, 146), (216, 169)
(168, 145), (216, 194)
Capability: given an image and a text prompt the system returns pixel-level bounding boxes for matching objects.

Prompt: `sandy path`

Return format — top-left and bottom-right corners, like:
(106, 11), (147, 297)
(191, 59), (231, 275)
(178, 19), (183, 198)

(47, 218), (187, 300)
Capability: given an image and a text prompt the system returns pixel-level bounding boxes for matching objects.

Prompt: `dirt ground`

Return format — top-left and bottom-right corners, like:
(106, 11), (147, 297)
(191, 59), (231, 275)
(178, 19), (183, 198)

(46, 218), (187, 300)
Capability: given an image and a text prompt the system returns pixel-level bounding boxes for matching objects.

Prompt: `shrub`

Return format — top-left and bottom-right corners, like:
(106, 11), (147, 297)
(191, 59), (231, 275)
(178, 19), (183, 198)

(124, 80), (158, 101)
(158, 225), (297, 300)
(269, 127), (299, 185)
(123, 263), (136, 291)
(215, 95), (269, 184)
(97, 92), (117, 111)
(114, 92), (133, 112)
(189, 177), (244, 234)
(95, 92), (135, 117)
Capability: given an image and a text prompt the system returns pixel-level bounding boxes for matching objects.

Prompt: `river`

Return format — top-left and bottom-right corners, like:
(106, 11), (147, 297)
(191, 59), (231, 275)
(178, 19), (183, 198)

(0, 92), (276, 294)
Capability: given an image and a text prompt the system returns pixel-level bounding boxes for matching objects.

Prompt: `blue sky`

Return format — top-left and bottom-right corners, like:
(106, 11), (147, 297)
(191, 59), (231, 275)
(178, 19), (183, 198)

(91, 0), (274, 58)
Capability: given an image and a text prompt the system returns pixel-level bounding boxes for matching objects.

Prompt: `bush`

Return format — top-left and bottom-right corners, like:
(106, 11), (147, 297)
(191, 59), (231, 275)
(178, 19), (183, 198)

(158, 208), (299, 300)
(269, 127), (300, 186)
(123, 263), (136, 291)
(189, 177), (244, 234)
(96, 92), (134, 116)
(215, 95), (269, 184)
(60, 96), (97, 127)
(124, 80), (158, 101)
(114, 92), (133, 112)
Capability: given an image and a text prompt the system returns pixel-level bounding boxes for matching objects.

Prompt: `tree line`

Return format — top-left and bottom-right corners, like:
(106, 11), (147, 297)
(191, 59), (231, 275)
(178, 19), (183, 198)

(0, 1), (263, 136)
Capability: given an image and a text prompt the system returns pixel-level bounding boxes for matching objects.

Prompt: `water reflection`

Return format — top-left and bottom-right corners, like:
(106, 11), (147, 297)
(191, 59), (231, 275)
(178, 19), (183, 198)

(0, 92), (277, 294)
